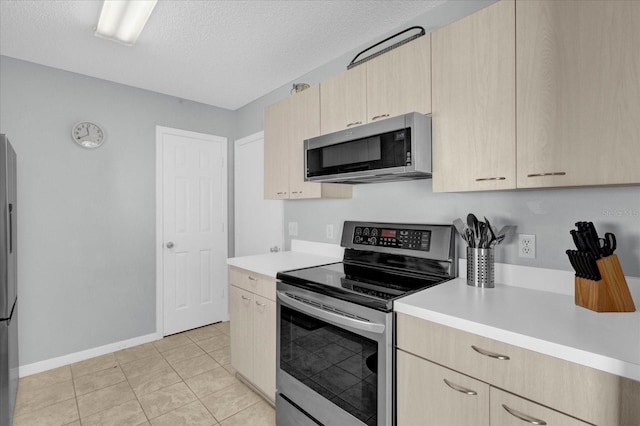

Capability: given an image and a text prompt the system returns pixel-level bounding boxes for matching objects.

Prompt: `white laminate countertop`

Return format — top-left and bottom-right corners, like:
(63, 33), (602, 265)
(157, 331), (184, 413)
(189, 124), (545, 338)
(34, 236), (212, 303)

(226, 251), (341, 278)
(395, 276), (640, 382)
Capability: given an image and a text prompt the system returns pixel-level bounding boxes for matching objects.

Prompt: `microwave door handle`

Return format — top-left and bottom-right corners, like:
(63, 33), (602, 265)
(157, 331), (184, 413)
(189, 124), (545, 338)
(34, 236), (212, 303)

(277, 291), (385, 335)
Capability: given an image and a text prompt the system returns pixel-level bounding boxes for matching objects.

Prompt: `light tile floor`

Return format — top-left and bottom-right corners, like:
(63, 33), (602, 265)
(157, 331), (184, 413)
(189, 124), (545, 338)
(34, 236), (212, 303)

(13, 321), (275, 426)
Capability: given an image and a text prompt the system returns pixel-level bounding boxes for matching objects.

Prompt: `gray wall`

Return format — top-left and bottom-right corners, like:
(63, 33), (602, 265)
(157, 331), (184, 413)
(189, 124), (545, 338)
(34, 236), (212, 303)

(284, 181), (640, 277)
(234, 0), (640, 278)
(0, 56), (236, 365)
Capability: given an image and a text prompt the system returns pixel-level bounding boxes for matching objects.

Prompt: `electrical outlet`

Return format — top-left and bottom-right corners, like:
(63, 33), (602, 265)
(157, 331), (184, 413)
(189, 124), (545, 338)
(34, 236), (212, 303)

(288, 222), (298, 237)
(326, 224), (334, 239)
(518, 234), (536, 259)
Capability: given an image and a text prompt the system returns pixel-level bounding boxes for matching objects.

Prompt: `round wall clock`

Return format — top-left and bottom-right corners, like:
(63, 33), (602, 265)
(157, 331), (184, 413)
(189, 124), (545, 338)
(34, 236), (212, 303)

(72, 121), (105, 148)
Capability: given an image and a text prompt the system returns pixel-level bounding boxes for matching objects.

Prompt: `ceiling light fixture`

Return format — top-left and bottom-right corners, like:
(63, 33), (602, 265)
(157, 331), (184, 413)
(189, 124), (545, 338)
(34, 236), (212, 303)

(95, 0), (158, 46)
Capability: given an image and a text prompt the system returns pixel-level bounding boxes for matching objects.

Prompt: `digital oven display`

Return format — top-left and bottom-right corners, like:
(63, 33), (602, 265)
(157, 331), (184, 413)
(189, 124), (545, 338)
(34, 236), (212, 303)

(353, 227), (431, 251)
(381, 229), (396, 238)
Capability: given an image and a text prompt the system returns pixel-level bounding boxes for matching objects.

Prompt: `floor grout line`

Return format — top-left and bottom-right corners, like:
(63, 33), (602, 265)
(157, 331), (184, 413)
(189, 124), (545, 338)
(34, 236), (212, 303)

(14, 322), (266, 426)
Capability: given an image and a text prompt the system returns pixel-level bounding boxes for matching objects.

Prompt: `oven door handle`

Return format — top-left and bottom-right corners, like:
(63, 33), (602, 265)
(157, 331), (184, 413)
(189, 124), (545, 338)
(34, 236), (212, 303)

(277, 291), (386, 334)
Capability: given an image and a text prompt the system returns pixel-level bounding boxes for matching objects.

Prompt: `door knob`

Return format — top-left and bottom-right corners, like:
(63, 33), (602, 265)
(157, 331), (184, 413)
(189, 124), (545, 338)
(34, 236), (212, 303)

(166, 242), (174, 249)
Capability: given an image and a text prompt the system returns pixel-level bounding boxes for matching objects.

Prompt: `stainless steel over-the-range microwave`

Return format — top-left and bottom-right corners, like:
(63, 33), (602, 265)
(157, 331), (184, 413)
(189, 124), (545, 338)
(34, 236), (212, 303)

(304, 112), (431, 184)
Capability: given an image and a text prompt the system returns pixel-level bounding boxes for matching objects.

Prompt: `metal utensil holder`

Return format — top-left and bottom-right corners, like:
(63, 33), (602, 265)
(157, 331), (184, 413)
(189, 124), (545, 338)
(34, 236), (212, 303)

(467, 247), (495, 288)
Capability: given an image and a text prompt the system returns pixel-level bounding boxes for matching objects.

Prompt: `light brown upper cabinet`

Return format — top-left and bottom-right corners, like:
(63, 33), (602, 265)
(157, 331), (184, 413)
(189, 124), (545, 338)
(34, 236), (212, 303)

(432, 0), (516, 192)
(264, 95), (290, 199)
(516, 0), (640, 188)
(367, 34), (432, 122)
(320, 66), (367, 135)
(264, 86), (352, 200)
(319, 35), (431, 135)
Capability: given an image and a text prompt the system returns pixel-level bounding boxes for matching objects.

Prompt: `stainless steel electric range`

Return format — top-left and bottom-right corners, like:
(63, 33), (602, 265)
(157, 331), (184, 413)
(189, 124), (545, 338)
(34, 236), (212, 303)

(275, 221), (457, 426)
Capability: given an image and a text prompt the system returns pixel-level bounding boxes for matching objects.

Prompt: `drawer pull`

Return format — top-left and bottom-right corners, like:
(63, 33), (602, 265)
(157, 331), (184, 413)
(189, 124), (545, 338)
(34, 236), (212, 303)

(471, 345), (510, 360)
(248, 276), (258, 281)
(241, 295), (252, 301)
(276, 191), (287, 195)
(527, 172), (566, 178)
(443, 379), (477, 395)
(502, 404), (547, 425)
(346, 121), (362, 127)
(475, 177), (507, 182)
(371, 114), (390, 121)
(255, 301), (266, 307)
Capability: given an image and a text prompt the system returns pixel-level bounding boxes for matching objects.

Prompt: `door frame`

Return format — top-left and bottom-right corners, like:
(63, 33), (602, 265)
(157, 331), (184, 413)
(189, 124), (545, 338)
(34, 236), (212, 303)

(155, 125), (228, 338)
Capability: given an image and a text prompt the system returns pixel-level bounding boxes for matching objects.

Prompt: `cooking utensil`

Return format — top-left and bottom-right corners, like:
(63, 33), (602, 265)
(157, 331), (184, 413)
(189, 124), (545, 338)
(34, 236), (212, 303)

(484, 216), (496, 247)
(467, 214), (479, 246)
(453, 218), (467, 239)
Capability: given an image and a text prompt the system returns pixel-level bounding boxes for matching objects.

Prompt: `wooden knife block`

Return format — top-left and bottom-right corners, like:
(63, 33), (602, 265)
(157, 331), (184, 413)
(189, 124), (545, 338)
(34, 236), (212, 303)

(575, 255), (636, 312)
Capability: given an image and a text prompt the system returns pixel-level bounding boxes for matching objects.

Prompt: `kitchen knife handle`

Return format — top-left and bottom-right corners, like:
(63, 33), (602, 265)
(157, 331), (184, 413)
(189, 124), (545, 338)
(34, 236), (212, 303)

(471, 345), (510, 360)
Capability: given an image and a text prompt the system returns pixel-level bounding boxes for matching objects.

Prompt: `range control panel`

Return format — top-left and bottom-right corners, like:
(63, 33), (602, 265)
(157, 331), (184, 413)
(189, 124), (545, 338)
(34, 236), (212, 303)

(352, 226), (431, 251)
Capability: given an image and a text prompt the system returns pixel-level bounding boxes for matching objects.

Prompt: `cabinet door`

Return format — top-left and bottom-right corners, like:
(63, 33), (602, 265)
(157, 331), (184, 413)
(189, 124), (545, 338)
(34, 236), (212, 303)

(397, 350), (489, 426)
(320, 66), (367, 134)
(264, 99), (290, 199)
(432, 0), (516, 192)
(490, 387), (589, 426)
(252, 295), (276, 402)
(229, 285), (253, 380)
(366, 35), (431, 122)
(288, 85), (323, 199)
(516, 0), (640, 188)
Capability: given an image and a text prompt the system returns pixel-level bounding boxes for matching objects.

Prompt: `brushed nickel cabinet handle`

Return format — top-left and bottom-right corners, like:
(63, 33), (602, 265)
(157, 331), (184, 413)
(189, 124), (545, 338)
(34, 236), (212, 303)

(443, 379), (477, 395)
(276, 191), (287, 195)
(255, 301), (266, 307)
(502, 404), (547, 425)
(346, 121), (362, 127)
(475, 177), (507, 182)
(241, 295), (252, 301)
(527, 172), (566, 177)
(248, 276), (257, 281)
(471, 345), (510, 360)
(371, 114), (390, 121)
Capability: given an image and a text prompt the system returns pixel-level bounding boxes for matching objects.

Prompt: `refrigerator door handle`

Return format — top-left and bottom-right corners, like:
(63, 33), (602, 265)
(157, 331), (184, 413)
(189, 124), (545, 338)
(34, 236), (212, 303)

(9, 203), (13, 253)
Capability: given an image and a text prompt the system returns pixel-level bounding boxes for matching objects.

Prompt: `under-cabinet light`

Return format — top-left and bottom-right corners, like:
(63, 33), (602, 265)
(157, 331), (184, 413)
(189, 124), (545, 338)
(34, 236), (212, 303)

(95, 0), (158, 46)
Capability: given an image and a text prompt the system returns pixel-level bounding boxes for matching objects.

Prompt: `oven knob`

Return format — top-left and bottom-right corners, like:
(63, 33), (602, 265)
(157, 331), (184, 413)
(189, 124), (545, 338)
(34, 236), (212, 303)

(355, 236), (362, 243)
(370, 237), (377, 245)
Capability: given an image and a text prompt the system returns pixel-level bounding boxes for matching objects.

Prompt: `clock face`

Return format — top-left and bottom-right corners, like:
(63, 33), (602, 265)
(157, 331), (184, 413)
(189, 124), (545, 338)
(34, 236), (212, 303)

(72, 122), (105, 148)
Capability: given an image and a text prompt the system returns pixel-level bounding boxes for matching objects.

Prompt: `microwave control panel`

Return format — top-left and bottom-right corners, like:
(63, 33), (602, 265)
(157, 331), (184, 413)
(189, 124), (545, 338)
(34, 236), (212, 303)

(353, 227), (431, 251)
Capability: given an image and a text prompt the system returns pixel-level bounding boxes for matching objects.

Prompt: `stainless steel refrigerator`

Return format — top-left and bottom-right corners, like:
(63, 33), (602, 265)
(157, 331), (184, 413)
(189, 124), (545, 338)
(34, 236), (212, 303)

(0, 134), (18, 426)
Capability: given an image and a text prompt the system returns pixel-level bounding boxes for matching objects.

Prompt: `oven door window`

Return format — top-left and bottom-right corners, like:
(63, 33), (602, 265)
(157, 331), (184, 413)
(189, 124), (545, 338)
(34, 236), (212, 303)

(280, 305), (378, 425)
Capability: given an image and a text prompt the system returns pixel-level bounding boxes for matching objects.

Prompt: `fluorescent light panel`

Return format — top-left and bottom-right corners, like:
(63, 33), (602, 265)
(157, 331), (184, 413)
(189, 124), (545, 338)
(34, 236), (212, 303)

(95, 0), (158, 46)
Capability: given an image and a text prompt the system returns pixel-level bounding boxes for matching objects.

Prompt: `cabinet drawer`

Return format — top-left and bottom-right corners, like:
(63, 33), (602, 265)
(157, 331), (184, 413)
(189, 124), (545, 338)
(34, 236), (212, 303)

(229, 266), (276, 301)
(396, 313), (640, 425)
(491, 387), (588, 426)
(397, 349), (489, 426)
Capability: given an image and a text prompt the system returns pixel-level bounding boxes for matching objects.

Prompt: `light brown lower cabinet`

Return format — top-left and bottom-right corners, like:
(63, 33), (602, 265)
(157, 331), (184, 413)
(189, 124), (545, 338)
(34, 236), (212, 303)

(397, 350), (489, 426)
(229, 267), (276, 402)
(396, 313), (640, 425)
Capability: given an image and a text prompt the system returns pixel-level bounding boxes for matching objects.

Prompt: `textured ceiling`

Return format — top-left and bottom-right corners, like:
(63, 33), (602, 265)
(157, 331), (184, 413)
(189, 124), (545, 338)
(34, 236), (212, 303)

(0, 0), (446, 110)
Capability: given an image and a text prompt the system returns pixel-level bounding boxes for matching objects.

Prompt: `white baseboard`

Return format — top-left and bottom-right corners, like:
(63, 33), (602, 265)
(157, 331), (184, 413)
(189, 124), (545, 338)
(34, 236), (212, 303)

(19, 332), (161, 378)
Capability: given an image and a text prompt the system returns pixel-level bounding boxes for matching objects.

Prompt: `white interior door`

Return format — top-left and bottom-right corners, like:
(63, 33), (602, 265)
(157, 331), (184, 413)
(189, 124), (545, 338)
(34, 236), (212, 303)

(234, 132), (284, 256)
(157, 126), (227, 336)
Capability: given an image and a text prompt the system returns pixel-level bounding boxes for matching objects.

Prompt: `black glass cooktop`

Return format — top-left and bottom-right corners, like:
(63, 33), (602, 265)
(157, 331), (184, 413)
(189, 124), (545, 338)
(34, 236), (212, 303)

(277, 261), (448, 312)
